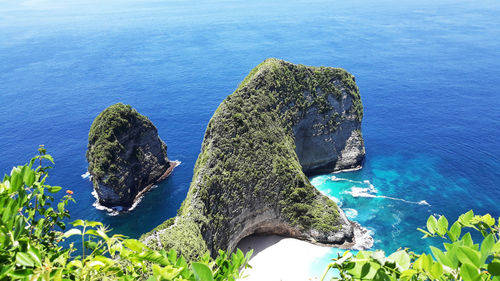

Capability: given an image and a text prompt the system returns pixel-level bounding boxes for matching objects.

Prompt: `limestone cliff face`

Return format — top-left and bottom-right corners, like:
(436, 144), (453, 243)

(141, 59), (369, 260)
(86, 103), (172, 209)
(293, 84), (365, 174)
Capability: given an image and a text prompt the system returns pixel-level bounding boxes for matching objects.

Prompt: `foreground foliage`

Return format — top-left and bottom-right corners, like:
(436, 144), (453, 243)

(322, 210), (500, 281)
(0, 148), (251, 280)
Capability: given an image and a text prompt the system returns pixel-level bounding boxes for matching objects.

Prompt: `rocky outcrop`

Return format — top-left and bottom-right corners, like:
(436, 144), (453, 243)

(86, 103), (173, 209)
(293, 91), (365, 174)
(141, 59), (369, 260)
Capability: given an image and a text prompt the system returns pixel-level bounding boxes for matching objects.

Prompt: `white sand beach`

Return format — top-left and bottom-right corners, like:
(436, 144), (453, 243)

(236, 235), (332, 281)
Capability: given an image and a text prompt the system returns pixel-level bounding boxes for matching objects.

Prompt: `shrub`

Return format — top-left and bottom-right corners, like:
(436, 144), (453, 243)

(321, 210), (500, 281)
(0, 147), (252, 280)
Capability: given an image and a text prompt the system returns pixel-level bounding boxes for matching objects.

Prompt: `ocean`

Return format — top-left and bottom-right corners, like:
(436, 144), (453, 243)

(1, 0), (499, 277)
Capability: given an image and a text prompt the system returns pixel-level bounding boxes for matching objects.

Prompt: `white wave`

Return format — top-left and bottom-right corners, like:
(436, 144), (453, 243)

(310, 176), (327, 186)
(344, 208), (358, 219)
(91, 190), (120, 216)
(418, 200), (430, 206)
(91, 160), (181, 215)
(391, 211), (402, 239)
(343, 184), (430, 206)
(330, 175), (364, 184)
(330, 173), (428, 206)
(81, 171), (91, 180)
(375, 195), (431, 206)
(330, 176), (375, 189)
(320, 190), (341, 206)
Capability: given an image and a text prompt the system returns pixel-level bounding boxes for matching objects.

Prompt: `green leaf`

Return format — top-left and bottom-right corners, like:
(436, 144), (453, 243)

(360, 263), (371, 278)
(493, 241), (500, 253)
(430, 262), (443, 279)
(430, 246), (453, 268)
(41, 155), (55, 164)
(86, 221), (103, 228)
(388, 250), (411, 270)
(85, 229), (99, 236)
(47, 186), (62, 193)
(167, 249), (177, 264)
(0, 265), (13, 279)
(138, 250), (170, 266)
(62, 228), (82, 238)
(448, 221), (462, 242)
(457, 246), (481, 267)
(10, 170), (23, 191)
(437, 216), (449, 236)
(427, 216), (438, 235)
(88, 260), (105, 268)
(488, 260), (500, 276)
(52, 269), (63, 281)
(123, 239), (146, 252)
(7, 269), (34, 279)
(444, 243), (460, 268)
(93, 255), (113, 265)
(481, 214), (495, 226)
(84, 241), (98, 251)
(27, 246), (42, 267)
(480, 234), (495, 264)
(373, 269), (390, 281)
(191, 262), (214, 281)
(71, 219), (85, 227)
(158, 265), (184, 280)
(460, 263), (479, 281)
(460, 210), (474, 226)
(462, 232), (474, 248)
(400, 269), (416, 281)
(23, 169), (35, 187)
(413, 255), (424, 271)
(67, 260), (83, 268)
(16, 252), (34, 267)
(417, 228), (432, 238)
(421, 253), (433, 272)
(57, 202), (64, 213)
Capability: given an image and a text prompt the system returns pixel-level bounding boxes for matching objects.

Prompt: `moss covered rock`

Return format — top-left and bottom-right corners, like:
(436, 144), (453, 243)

(86, 103), (172, 209)
(141, 59), (368, 260)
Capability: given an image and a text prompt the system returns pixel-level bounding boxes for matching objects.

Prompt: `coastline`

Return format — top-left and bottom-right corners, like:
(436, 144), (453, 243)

(236, 219), (373, 281)
(237, 235), (331, 281)
(91, 160), (181, 215)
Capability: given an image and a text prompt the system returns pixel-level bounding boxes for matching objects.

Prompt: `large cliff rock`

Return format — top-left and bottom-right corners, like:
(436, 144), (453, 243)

(86, 103), (173, 209)
(141, 59), (368, 260)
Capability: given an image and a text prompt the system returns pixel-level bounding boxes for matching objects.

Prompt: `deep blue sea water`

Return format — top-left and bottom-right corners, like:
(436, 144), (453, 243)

(1, 0), (499, 277)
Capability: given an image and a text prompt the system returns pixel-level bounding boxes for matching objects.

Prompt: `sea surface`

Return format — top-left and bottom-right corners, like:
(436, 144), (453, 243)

(1, 0), (499, 278)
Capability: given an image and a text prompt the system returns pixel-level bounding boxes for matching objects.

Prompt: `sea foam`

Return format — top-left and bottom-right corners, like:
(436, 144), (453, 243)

(87, 160), (181, 215)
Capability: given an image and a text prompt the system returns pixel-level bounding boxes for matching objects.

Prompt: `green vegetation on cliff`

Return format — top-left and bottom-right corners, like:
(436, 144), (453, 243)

(143, 59), (363, 259)
(87, 103), (155, 188)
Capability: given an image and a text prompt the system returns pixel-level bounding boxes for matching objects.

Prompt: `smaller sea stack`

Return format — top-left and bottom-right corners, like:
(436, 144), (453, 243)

(86, 103), (173, 209)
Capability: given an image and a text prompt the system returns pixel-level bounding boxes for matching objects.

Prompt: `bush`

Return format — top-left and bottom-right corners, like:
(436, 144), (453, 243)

(0, 147), (252, 280)
(321, 210), (500, 281)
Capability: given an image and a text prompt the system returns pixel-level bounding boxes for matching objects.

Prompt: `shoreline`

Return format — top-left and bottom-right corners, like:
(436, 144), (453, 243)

(237, 235), (331, 281)
(236, 220), (373, 281)
(91, 160), (181, 215)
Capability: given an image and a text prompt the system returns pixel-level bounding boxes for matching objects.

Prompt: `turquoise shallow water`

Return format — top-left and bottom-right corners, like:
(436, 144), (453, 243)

(1, 0), (499, 277)
(308, 152), (499, 277)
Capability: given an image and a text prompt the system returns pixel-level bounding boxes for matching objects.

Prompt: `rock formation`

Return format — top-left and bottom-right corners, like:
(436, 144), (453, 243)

(141, 59), (369, 260)
(86, 103), (174, 209)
